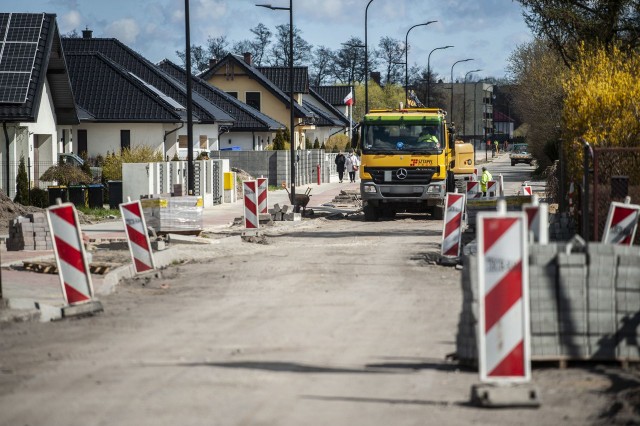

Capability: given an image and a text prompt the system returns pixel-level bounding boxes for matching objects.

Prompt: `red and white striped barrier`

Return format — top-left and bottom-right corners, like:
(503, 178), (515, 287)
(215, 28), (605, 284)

(486, 180), (498, 198)
(257, 177), (268, 214)
(466, 181), (482, 198)
(602, 201), (640, 245)
(523, 196), (549, 244)
(441, 192), (466, 257)
(477, 203), (530, 383)
(120, 200), (156, 273)
(47, 203), (94, 305)
(521, 185), (532, 196)
(243, 180), (259, 229)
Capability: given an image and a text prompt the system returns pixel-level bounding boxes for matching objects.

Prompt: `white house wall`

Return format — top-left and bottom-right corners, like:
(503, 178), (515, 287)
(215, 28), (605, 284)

(29, 81), (59, 163)
(219, 131), (272, 151)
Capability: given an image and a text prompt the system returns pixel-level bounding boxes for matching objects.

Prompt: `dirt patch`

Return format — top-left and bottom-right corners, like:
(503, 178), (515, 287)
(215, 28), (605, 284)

(0, 191), (43, 234)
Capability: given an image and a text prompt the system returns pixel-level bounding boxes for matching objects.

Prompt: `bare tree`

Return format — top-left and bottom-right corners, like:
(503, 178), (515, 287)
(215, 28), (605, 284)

(375, 36), (405, 85)
(269, 24), (312, 66)
(206, 36), (229, 61)
(250, 23), (272, 66)
(309, 46), (335, 87)
(333, 37), (370, 85)
(175, 45), (209, 72)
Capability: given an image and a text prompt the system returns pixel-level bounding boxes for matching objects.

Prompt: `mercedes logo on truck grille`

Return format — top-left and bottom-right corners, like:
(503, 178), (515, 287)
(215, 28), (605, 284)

(396, 168), (408, 180)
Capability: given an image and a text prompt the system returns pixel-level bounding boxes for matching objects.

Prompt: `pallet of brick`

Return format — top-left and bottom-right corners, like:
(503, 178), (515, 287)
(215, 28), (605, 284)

(141, 196), (203, 234)
(615, 251), (640, 360)
(7, 214), (53, 251)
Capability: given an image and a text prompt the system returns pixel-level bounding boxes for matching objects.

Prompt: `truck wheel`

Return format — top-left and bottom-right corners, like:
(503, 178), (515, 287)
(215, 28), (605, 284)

(432, 205), (445, 220)
(363, 204), (379, 221)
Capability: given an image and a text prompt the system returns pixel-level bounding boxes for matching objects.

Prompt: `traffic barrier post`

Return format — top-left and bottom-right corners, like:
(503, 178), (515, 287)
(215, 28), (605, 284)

(601, 199), (640, 245)
(257, 177), (268, 214)
(441, 192), (465, 257)
(466, 181), (482, 199)
(521, 185), (532, 196)
(243, 180), (259, 230)
(47, 203), (103, 317)
(120, 199), (156, 273)
(523, 194), (549, 244)
(477, 200), (531, 383)
(486, 180), (498, 198)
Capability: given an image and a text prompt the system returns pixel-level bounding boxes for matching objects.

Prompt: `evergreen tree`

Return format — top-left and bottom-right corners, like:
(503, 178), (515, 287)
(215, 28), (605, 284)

(14, 155), (29, 205)
(273, 129), (285, 150)
(313, 137), (320, 149)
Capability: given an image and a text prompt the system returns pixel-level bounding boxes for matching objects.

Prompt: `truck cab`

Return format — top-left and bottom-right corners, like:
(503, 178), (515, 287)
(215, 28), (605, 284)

(357, 108), (456, 221)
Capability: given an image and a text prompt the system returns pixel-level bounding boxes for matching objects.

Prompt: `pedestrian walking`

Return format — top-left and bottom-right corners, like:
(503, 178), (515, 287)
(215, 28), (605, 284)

(494, 140), (499, 154)
(334, 151), (346, 183)
(345, 149), (360, 183)
(480, 166), (492, 196)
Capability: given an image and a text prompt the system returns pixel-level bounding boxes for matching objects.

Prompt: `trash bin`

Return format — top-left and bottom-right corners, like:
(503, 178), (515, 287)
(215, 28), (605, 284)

(68, 185), (88, 207)
(47, 186), (68, 206)
(108, 180), (123, 209)
(88, 184), (105, 209)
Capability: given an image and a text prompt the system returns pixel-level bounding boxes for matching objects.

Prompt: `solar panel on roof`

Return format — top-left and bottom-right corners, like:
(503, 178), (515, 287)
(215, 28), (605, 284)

(0, 13), (45, 104)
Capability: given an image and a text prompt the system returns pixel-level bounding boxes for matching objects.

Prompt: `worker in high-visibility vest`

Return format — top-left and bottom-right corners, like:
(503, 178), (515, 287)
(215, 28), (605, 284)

(480, 166), (492, 196)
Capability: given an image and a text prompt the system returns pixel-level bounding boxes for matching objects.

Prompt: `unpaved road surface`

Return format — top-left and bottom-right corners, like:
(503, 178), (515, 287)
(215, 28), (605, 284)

(0, 214), (638, 425)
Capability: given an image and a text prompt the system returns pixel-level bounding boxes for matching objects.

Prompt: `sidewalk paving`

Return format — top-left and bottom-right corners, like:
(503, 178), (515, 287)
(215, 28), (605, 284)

(0, 180), (360, 322)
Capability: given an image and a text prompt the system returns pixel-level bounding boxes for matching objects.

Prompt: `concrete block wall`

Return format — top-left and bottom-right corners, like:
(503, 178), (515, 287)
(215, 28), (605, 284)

(456, 242), (640, 363)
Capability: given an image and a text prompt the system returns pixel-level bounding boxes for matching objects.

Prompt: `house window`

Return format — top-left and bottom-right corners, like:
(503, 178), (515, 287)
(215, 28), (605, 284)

(121, 130), (130, 151)
(246, 92), (261, 111)
(77, 129), (87, 156)
(227, 91), (238, 99)
(179, 135), (188, 148)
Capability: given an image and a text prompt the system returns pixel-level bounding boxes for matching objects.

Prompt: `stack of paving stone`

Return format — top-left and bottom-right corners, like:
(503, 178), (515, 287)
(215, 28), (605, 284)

(268, 203), (301, 221)
(7, 213), (53, 251)
(456, 241), (640, 363)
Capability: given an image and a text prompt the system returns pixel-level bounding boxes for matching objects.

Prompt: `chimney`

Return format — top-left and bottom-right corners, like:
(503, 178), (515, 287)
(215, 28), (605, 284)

(82, 27), (93, 39)
(370, 72), (381, 86)
(243, 52), (252, 66)
(209, 58), (218, 68)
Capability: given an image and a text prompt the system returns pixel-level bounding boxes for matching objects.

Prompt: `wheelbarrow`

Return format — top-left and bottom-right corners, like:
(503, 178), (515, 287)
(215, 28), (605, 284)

(284, 186), (313, 215)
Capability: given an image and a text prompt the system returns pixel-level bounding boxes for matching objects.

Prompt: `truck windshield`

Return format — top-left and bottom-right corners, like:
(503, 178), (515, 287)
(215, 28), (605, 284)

(362, 123), (443, 154)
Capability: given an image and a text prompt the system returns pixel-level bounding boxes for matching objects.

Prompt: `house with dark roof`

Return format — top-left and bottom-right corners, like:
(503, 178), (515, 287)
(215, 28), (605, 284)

(313, 85), (353, 118)
(0, 13), (77, 198)
(157, 59), (285, 151)
(302, 88), (350, 145)
(199, 53), (321, 150)
(62, 30), (235, 160)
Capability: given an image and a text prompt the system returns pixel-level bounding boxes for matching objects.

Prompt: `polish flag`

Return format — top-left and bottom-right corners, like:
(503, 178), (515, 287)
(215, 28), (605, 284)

(343, 90), (353, 106)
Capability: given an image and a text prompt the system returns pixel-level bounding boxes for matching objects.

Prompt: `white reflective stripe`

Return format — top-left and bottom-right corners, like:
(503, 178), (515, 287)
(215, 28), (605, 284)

(130, 240), (153, 267)
(443, 230), (460, 252)
(59, 258), (90, 295)
(122, 208), (146, 235)
(49, 211), (81, 250)
(485, 300), (524, 374)
(484, 221), (522, 294)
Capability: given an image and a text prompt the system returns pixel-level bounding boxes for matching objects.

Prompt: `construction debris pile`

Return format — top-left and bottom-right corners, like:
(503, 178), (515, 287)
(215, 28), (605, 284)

(268, 203), (302, 222)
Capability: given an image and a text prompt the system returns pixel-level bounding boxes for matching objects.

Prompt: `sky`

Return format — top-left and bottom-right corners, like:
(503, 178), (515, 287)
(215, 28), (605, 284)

(2, 0), (534, 81)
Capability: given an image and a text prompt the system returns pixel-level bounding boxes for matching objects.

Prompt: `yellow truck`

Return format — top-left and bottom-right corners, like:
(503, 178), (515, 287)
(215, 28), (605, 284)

(357, 108), (457, 221)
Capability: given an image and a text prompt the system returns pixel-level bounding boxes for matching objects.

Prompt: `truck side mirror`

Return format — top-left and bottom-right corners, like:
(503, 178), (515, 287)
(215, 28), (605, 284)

(351, 129), (360, 149)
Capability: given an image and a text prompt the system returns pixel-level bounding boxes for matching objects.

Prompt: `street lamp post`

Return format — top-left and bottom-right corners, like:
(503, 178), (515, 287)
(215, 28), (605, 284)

(341, 42), (365, 139)
(482, 83), (495, 161)
(404, 21), (436, 106)
(449, 58), (473, 124)
(364, 0), (375, 113)
(257, 1), (296, 205)
(473, 79), (487, 164)
(462, 69), (481, 137)
(184, 0), (194, 194)
(426, 45), (452, 108)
